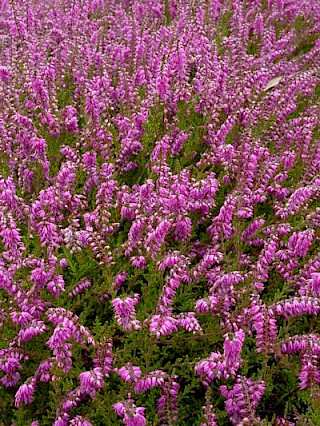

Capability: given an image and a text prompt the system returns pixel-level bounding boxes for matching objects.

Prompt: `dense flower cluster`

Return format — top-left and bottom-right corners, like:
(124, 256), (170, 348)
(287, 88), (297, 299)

(0, 0), (319, 424)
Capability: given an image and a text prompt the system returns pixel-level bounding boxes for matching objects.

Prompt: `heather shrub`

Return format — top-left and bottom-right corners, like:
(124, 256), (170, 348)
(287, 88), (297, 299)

(0, 0), (319, 425)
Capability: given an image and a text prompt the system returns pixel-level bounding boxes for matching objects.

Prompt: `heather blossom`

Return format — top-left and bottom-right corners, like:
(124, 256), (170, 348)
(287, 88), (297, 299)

(15, 380), (36, 407)
(220, 376), (266, 425)
(116, 363), (142, 383)
(134, 370), (167, 394)
(112, 294), (141, 332)
(69, 417), (92, 426)
(113, 396), (147, 426)
(223, 329), (245, 370)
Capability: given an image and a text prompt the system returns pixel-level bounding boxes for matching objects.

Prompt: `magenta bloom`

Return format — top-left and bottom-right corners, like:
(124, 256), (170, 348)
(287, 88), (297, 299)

(117, 363), (142, 383)
(112, 294), (141, 331)
(113, 397), (147, 426)
(15, 382), (35, 407)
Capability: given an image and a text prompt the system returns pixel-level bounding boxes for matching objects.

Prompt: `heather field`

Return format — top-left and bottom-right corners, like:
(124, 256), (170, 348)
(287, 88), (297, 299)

(0, 0), (319, 425)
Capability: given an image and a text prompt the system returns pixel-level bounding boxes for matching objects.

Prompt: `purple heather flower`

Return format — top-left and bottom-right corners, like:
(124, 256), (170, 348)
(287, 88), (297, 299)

(79, 368), (104, 398)
(157, 377), (180, 424)
(251, 300), (277, 353)
(176, 312), (202, 334)
(15, 381), (35, 407)
(130, 256), (147, 269)
(113, 271), (128, 290)
(69, 279), (91, 298)
(53, 416), (69, 426)
(223, 329), (245, 371)
(17, 320), (47, 345)
(195, 296), (219, 314)
(195, 352), (228, 386)
(0, 372), (21, 387)
(112, 294), (141, 332)
(69, 417), (93, 426)
(134, 370), (166, 393)
(298, 355), (320, 390)
(310, 273), (320, 297)
(220, 376), (265, 425)
(47, 275), (65, 297)
(117, 363), (142, 383)
(149, 315), (178, 339)
(271, 296), (320, 318)
(288, 229), (315, 258)
(113, 397), (147, 426)
(276, 419), (295, 426)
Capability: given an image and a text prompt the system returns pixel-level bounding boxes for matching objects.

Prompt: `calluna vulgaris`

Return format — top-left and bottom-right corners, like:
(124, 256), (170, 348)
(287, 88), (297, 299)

(0, 0), (319, 425)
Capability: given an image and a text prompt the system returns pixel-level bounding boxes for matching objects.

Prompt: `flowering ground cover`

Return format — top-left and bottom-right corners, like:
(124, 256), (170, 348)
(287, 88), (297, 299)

(0, 0), (319, 425)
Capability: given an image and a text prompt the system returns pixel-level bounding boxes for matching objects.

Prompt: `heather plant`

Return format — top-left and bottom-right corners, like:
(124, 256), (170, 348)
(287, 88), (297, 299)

(0, 0), (319, 425)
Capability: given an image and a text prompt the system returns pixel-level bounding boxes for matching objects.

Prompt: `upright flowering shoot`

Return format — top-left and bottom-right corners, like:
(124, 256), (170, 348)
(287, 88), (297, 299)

(112, 294), (141, 332)
(220, 376), (266, 425)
